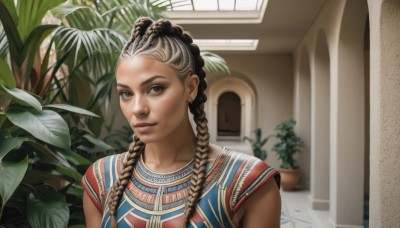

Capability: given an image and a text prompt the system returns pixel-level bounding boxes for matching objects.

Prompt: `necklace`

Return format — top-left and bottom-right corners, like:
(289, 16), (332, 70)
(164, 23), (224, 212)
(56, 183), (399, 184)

(135, 154), (195, 185)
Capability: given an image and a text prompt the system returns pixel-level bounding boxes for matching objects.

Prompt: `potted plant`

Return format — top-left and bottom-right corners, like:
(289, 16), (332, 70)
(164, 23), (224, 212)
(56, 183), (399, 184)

(244, 128), (269, 161)
(271, 119), (304, 191)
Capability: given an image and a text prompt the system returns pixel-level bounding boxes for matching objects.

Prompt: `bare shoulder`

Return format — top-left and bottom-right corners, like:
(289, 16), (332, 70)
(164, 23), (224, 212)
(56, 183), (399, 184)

(83, 191), (103, 227)
(241, 178), (281, 227)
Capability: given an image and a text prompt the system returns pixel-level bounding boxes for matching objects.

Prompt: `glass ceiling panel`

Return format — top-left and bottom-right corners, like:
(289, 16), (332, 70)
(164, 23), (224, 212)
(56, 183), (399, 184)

(219, 0), (234, 10)
(236, 0), (258, 10)
(168, 0), (265, 11)
(193, 39), (259, 51)
(193, 0), (218, 10)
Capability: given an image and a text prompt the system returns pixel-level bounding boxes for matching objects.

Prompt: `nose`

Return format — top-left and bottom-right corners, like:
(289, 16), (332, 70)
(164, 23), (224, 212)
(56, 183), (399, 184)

(132, 95), (149, 117)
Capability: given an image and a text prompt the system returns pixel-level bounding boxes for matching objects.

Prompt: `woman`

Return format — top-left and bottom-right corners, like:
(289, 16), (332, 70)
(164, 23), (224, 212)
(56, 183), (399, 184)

(82, 17), (281, 228)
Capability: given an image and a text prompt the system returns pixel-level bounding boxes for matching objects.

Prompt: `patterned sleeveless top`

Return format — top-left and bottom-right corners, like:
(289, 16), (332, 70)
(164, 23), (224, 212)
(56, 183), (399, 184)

(82, 148), (280, 227)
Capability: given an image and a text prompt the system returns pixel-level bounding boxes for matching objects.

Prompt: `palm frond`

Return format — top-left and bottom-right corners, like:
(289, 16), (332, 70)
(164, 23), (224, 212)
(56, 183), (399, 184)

(16, 0), (65, 41)
(98, 0), (171, 31)
(54, 26), (126, 65)
(51, 3), (94, 19)
(201, 51), (230, 74)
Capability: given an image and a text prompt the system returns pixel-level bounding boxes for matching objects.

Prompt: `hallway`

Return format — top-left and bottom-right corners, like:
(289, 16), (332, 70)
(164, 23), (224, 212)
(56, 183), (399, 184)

(281, 191), (368, 228)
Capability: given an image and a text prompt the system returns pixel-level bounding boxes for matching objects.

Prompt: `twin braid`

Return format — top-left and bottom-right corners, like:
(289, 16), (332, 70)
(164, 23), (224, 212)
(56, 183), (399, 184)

(108, 135), (144, 228)
(164, 22), (211, 228)
(111, 18), (210, 227)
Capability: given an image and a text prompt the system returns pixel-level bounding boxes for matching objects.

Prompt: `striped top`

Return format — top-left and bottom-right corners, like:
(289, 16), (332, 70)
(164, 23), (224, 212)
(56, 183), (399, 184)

(82, 147), (280, 227)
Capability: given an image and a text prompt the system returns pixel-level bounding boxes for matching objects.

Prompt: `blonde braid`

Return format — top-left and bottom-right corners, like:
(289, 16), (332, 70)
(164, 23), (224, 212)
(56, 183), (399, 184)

(108, 135), (144, 228)
(181, 109), (210, 227)
(171, 26), (210, 227)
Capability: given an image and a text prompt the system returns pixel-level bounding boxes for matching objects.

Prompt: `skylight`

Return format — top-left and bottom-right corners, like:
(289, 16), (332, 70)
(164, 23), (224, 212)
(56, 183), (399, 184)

(162, 0), (269, 24)
(167, 0), (264, 11)
(193, 39), (259, 51)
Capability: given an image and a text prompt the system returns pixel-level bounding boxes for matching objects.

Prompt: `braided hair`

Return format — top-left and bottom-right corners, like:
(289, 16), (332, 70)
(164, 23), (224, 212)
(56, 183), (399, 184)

(108, 18), (210, 227)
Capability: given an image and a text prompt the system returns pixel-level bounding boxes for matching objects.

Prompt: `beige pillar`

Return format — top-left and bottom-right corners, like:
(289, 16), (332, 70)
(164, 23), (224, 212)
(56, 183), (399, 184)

(329, 0), (367, 227)
(368, 0), (400, 227)
(310, 29), (330, 211)
(294, 48), (311, 189)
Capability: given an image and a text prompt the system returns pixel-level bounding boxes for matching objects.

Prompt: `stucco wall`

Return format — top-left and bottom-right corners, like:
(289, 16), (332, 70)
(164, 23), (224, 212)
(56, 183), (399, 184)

(207, 53), (294, 171)
(368, 0), (400, 226)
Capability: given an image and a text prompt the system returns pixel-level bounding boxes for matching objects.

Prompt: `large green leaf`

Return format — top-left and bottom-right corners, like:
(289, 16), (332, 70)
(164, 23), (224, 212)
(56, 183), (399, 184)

(83, 134), (114, 150)
(32, 163), (82, 182)
(0, 0), (23, 62)
(3, 184), (35, 215)
(0, 156), (28, 217)
(0, 137), (26, 160)
(62, 149), (91, 166)
(0, 84), (42, 112)
(26, 140), (70, 167)
(20, 24), (58, 84)
(1, 0), (18, 24)
(16, 0), (66, 42)
(27, 186), (69, 228)
(0, 58), (16, 88)
(6, 108), (71, 149)
(45, 104), (100, 117)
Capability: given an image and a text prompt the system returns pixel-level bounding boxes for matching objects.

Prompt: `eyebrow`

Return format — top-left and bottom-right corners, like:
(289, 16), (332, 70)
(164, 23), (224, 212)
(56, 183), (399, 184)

(116, 75), (167, 88)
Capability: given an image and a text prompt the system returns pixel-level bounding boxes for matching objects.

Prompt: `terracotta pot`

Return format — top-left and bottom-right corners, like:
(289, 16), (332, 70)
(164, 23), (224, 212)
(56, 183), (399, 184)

(278, 168), (301, 191)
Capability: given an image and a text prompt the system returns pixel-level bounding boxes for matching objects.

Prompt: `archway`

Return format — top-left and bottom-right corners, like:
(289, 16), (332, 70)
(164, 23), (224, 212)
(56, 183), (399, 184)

(207, 77), (256, 143)
(329, 0), (368, 226)
(217, 91), (241, 139)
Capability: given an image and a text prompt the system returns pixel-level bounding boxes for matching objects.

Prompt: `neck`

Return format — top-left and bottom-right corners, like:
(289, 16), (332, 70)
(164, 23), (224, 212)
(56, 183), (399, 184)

(142, 119), (197, 172)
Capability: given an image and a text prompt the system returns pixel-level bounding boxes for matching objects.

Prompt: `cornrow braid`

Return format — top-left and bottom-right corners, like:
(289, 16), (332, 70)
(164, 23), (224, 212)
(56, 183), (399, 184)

(108, 135), (144, 228)
(169, 25), (210, 227)
(122, 17), (153, 53)
(114, 18), (210, 227)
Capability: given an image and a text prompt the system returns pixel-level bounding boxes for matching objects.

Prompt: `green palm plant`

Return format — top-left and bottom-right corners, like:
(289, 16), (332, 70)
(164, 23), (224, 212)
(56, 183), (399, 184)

(271, 119), (304, 169)
(0, 0), (172, 226)
(244, 128), (270, 161)
(1, 0), (230, 226)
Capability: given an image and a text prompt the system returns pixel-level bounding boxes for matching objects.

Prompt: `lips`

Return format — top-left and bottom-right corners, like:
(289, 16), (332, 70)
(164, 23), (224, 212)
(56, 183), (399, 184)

(134, 122), (156, 127)
(133, 122), (156, 133)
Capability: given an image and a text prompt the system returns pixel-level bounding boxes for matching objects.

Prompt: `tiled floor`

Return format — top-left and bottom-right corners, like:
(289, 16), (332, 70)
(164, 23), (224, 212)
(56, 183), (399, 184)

(280, 191), (330, 228)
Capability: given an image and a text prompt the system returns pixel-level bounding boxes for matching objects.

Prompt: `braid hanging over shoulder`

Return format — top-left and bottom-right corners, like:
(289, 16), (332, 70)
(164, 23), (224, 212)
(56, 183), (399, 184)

(108, 135), (144, 228)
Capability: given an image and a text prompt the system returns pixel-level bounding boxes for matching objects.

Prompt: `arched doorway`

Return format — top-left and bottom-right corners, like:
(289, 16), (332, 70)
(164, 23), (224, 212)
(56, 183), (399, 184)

(217, 92), (241, 140)
(207, 77), (256, 143)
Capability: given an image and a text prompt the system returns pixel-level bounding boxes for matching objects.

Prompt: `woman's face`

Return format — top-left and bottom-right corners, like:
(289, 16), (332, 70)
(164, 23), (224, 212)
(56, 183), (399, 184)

(116, 56), (197, 143)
